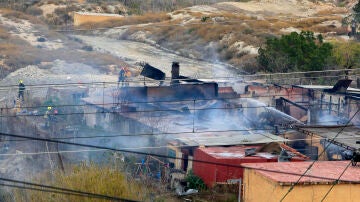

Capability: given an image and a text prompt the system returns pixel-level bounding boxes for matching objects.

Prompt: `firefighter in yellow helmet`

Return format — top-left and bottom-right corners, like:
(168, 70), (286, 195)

(18, 80), (25, 101)
(44, 106), (52, 128)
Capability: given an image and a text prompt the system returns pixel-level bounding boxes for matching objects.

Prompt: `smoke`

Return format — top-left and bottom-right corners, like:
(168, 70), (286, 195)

(316, 113), (348, 126)
(244, 98), (301, 125)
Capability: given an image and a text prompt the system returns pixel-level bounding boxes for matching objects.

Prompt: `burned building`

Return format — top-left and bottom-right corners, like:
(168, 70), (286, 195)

(81, 63), (302, 165)
(243, 79), (360, 126)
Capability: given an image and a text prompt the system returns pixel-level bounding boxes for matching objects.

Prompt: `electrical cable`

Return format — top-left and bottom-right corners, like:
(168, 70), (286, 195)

(1, 134), (360, 156)
(279, 108), (360, 202)
(0, 92), (351, 110)
(3, 104), (357, 122)
(2, 91), (359, 117)
(0, 182), (96, 198)
(0, 68), (357, 89)
(0, 113), (275, 145)
(0, 178), (139, 202)
(3, 128), (276, 142)
(1, 123), (358, 144)
(0, 93), (308, 109)
(0, 131), (358, 184)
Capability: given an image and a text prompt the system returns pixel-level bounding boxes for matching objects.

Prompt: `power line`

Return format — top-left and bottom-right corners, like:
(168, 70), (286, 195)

(279, 108), (360, 201)
(3, 102), (358, 121)
(0, 94), (294, 109)
(0, 177), (138, 202)
(2, 134), (360, 156)
(0, 92), (333, 109)
(0, 183), (96, 199)
(0, 68), (357, 89)
(3, 128), (276, 142)
(6, 130), (360, 185)
(6, 99), (360, 112)
(2, 123), (359, 144)
(0, 131), (358, 184)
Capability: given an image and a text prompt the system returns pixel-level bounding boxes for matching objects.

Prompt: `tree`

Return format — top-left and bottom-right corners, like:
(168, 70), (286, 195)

(353, 0), (360, 23)
(257, 31), (333, 73)
(342, 0), (360, 35)
(332, 41), (360, 69)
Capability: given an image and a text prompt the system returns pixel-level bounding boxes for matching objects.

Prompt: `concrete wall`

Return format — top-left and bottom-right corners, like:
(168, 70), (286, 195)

(243, 168), (360, 202)
(193, 148), (278, 188)
(74, 12), (123, 26)
(346, 97), (360, 125)
(167, 144), (183, 170)
(284, 132), (327, 161)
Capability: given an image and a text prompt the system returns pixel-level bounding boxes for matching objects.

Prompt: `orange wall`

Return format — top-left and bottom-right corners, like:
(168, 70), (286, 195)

(243, 168), (360, 202)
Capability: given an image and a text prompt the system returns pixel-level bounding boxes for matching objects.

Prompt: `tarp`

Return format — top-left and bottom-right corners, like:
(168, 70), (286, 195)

(140, 63), (165, 80)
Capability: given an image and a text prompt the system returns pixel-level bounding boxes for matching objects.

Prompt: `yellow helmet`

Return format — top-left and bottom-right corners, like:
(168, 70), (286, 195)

(47, 106), (52, 110)
(19, 80), (23, 83)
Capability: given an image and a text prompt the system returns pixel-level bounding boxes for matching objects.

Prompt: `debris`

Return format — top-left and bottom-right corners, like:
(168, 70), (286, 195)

(37, 37), (46, 42)
(176, 187), (198, 196)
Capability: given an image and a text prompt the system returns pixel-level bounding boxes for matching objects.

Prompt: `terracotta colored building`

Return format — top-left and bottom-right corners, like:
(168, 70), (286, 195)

(193, 144), (308, 187)
(242, 161), (360, 202)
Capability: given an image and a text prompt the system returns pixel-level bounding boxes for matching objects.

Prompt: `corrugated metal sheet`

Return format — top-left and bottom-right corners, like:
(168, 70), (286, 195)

(175, 132), (286, 147)
(193, 146), (278, 187)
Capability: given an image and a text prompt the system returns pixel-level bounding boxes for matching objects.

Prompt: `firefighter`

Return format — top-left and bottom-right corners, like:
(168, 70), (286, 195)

(124, 67), (131, 86)
(18, 80), (25, 101)
(118, 67), (126, 87)
(44, 106), (51, 128)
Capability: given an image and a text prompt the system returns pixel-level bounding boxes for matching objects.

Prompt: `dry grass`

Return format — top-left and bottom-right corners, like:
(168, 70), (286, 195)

(13, 163), (148, 202)
(122, 11), (267, 62)
(217, 12), (251, 20)
(0, 27), (10, 39)
(270, 21), (293, 33)
(247, 20), (272, 30)
(79, 12), (171, 29)
(0, 9), (43, 25)
(310, 25), (338, 33)
(294, 16), (342, 28)
(315, 8), (347, 16)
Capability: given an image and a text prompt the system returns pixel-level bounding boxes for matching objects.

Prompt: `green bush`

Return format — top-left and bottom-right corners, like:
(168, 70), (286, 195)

(186, 170), (207, 191)
(26, 6), (43, 16)
(258, 31), (333, 73)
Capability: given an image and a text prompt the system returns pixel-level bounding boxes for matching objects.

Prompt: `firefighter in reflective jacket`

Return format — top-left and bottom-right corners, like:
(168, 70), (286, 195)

(44, 106), (51, 128)
(18, 80), (25, 101)
(118, 67), (125, 87)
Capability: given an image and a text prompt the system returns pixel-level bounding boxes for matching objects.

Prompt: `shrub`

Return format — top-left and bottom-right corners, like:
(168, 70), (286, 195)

(186, 170), (207, 191)
(331, 41), (360, 69)
(1, 9), (43, 24)
(82, 45), (93, 51)
(258, 31), (333, 73)
(26, 6), (43, 16)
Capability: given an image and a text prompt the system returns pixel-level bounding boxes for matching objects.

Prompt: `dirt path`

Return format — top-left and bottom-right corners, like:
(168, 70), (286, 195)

(74, 35), (238, 79)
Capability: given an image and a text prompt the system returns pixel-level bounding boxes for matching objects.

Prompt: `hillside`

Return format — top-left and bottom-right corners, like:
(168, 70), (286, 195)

(80, 0), (356, 73)
(0, 0), (359, 76)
